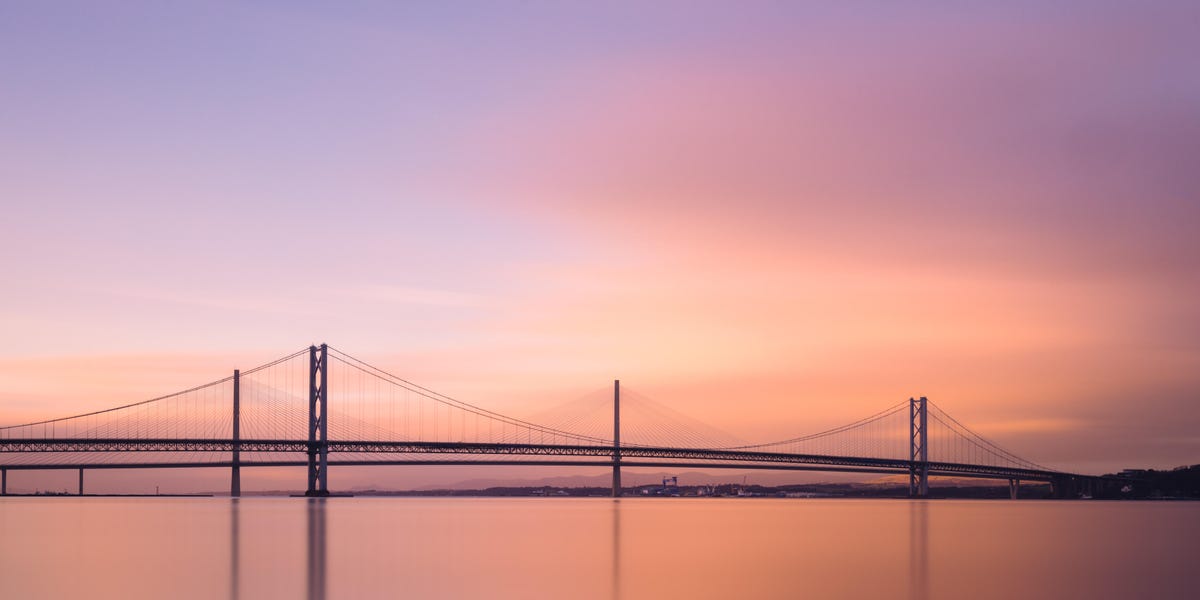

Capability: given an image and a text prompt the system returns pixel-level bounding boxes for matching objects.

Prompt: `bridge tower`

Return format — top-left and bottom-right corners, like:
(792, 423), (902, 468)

(612, 379), (621, 498)
(909, 396), (929, 497)
(231, 369), (241, 497)
(306, 344), (329, 496)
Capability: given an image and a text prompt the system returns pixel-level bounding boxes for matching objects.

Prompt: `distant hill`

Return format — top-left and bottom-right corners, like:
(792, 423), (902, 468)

(1111, 464), (1200, 498)
(414, 470), (867, 491)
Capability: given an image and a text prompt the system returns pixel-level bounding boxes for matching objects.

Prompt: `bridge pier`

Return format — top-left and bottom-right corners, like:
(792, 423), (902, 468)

(1051, 476), (1067, 498)
(1051, 475), (1089, 499)
(1009, 479), (1019, 500)
(231, 369), (241, 498)
(612, 379), (621, 498)
(2, 468), (6, 495)
(78, 468), (84, 495)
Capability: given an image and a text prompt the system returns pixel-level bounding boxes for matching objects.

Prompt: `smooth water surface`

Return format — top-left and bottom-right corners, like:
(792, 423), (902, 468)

(1, 498), (1197, 599)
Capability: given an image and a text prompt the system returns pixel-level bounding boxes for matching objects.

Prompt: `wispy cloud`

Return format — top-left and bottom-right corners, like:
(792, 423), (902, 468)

(335, 284), (480, 308)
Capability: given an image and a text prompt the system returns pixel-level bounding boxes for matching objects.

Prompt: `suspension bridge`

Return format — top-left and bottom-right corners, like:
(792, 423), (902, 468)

(0, 344), (1111, 499)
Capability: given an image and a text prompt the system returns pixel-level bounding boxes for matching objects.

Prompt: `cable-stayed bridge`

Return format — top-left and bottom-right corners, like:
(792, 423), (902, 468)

(0, 344), (1110, 499)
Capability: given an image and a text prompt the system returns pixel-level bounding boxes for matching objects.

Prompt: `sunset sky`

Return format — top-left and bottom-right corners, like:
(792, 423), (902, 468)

(2, 2), (1198, 491)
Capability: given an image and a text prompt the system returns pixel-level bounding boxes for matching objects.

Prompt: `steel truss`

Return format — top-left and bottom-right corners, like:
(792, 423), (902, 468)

(0, 438), (1068, 482)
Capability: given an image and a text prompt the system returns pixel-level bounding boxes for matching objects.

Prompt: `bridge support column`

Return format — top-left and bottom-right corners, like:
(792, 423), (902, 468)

(1051, 475), (1084, 499)
(612, 379), (621, 498)
(306, 344), (329, 497)
(2, 468), (6, 495)
(1050, 476), (1070, 499)
(78, 468), (84, 496)
(1009, 479), (1019, 500)
(909, 397), (929, 498)
(231, 369), (241, 498)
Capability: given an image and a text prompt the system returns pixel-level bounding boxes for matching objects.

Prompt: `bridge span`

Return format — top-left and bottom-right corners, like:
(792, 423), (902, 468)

(0, 344), (1113, 498)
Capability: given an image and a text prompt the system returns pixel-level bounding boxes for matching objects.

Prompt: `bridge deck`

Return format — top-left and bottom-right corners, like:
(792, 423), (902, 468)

(0, 438), (1072, 482)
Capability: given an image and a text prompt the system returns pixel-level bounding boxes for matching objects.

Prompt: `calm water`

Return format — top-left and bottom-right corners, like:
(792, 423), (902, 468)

(1, 497), (1197, 599)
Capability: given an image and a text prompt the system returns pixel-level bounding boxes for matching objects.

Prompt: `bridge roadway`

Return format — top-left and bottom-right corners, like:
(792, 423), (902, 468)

(0, 438), (1067, 482)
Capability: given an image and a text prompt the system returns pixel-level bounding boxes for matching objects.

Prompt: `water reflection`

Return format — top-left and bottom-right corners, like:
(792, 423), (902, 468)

(226, 498), (326, 600)
(229, 499), (240, 600)
(307, 499), (327, 600)
(612, 500), (622, 600)
(8, 497), (1196, 599)
(909, 500), (929, 600)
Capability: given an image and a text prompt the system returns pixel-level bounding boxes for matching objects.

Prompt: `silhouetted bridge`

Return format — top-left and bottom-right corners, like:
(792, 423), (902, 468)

(0, 345), (1113, 498)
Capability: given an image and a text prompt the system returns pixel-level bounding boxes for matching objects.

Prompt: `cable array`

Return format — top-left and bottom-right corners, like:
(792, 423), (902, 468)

(926, 401), (1048, 471)
(714, 401), (911, 460)
(0, 345), (1053, 475)
(529, 386), (747, 449)
(0, 374), (237, 442)
(323, 347), (610, 446)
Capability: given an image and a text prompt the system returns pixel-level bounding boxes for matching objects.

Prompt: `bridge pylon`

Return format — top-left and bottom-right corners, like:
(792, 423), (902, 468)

(909, 396), (929, 498)
(306, 344), (329, 496)
(612, 379), (621, 498)
(231, 369), (241, 497)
